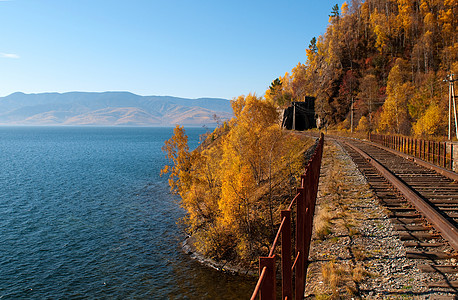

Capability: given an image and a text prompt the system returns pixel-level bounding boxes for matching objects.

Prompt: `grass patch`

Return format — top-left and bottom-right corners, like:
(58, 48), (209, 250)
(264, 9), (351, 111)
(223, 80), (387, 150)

(309, 141), (377, 298)
(315, 205), (333, 240)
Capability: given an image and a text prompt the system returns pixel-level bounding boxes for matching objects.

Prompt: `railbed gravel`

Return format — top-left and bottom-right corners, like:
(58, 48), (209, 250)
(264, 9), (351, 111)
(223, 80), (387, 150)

(304, 140), (457, 299)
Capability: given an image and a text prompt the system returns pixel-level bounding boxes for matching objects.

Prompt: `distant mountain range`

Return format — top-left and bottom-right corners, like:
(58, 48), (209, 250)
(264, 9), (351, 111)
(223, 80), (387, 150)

(0, 92), (233, 126)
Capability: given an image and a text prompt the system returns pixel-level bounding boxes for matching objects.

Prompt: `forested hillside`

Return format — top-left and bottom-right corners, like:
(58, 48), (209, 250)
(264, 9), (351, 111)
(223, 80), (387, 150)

(266, 0), (457, 137)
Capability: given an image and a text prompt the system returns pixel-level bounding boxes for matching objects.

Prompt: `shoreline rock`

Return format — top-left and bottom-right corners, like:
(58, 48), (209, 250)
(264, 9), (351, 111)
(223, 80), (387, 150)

(181, 235), (257, 278)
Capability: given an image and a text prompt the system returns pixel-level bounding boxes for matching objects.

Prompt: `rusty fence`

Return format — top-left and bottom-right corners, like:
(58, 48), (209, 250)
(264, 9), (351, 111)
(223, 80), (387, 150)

(250, 133), (324, 300)
(369, 133), (455, 171)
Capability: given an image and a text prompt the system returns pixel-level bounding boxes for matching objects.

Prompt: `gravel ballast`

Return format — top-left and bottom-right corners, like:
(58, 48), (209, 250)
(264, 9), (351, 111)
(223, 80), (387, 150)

(304, 140), (457, 299)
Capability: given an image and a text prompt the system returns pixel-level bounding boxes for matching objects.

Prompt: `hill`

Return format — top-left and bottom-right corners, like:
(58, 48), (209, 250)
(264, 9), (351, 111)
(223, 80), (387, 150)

(266, 0), (457, 137)
(0, 92), (233, 126)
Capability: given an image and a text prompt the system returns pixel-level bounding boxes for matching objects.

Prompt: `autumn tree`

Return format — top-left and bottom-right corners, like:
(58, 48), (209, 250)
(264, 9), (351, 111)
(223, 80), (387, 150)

(412, 103), (446, 136)
(378, 59), (414, 134)
(357, 74), (380, 127)
(161, 125), (193, 194)
(265, 78), (291, 107)
(162, 95), (310, 265)
(161, 126), (223, 248)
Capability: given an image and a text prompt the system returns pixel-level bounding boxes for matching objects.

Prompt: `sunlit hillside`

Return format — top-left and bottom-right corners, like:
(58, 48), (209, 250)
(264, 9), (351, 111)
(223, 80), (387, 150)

(266, 0), (457, 137)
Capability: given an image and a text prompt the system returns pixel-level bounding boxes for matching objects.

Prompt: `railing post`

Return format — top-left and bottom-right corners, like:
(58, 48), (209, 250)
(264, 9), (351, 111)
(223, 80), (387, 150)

(423, 140), (425, 160)
(281, 210), (292, 300)
(441, 142), (444, 167)
(427, 141), (430, 161)
(451, 144), (454, 171)
(304, 169), (314, 275)
(432, 142), (435, 163)
(424, 140), (426, 160)
(425, 140), (427, 160)
(259, 256), (276, 300)
(444, 143), (447, 168)
(434, 142), (437, 164)
(437, 142), (440, 165)
(420, 140), (423, 159)
(438, 142), (441, 166)
(428, 140), (431, 161)
(295, 186), (306, 300)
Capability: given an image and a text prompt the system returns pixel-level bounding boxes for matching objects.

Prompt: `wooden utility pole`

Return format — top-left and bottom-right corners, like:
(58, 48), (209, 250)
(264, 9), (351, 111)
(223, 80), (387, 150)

(444, 73), (457, 140)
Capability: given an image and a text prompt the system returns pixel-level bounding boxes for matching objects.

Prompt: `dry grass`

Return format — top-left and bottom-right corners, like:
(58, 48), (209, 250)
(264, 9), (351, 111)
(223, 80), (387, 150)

(314, 205), (333, 240)
(321, 261), (361, 299)
(307, 141), (372, 298)
(353, 246), (367, 262)
(352, 264), (370, 283)
(322, 261), (345, 296)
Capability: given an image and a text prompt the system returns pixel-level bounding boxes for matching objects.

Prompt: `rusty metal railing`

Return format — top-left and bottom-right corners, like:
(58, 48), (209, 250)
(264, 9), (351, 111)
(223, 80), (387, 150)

(250, 133), (324, 300)
(369, 134), (455, 171)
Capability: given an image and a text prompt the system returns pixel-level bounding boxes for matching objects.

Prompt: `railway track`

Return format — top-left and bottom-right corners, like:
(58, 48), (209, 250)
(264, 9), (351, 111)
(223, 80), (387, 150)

(336, 137), (458, 294)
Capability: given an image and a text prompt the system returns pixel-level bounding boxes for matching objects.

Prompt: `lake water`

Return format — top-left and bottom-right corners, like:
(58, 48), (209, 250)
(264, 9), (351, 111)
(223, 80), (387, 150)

(0, 126), (254, 299)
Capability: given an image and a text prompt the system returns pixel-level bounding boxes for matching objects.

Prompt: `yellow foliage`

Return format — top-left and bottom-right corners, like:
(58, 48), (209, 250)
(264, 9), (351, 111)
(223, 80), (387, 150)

(341, 2), (348, 15)
(162, 95), (310, 264)
(337, 119), (350, 132)
(356, 116), (370, 133)
(412, 104), (446, 136)
(378, 59), (413, 134)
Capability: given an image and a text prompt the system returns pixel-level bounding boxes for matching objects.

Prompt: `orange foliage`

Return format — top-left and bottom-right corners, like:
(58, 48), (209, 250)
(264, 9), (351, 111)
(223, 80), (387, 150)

(162, 95), (310, 265)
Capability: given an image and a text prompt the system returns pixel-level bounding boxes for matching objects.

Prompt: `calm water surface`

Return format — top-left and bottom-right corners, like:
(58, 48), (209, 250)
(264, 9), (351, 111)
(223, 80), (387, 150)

(0, 126), (254, 299)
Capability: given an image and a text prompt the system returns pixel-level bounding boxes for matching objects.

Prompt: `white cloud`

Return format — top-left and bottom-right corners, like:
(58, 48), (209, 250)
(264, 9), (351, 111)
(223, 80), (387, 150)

(0, 52), (20, 59)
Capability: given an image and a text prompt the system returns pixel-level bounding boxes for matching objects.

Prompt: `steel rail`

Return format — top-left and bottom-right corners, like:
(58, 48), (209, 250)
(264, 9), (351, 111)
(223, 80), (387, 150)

(342, 140), (458, 252)
(366, 139), (458, 181)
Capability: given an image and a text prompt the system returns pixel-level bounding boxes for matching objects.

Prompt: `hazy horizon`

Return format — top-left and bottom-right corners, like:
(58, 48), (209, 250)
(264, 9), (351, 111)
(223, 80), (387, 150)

(0, 0), (344, 99)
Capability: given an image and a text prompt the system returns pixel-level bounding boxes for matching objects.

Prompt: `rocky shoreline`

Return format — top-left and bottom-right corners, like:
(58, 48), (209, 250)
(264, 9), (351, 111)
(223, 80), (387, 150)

(181, 235), (257, 278)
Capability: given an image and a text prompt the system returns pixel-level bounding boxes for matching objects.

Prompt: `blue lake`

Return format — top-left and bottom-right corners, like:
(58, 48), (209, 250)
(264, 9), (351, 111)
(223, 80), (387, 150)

(0, 126), (254, 299)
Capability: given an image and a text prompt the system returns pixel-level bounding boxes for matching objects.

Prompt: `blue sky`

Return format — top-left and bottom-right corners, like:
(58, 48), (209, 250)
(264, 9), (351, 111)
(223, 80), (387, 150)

(0, 0), (343, 99)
